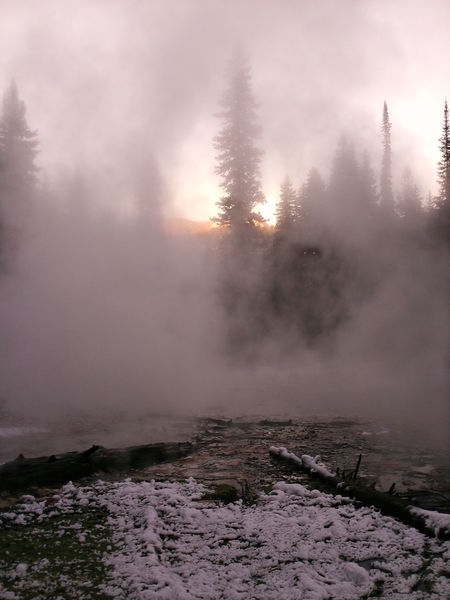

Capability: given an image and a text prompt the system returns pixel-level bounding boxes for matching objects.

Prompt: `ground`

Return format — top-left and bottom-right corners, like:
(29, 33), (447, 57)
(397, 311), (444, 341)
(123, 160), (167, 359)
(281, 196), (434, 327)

(0, 417), (449, 598)
(1, 478), (449, 599)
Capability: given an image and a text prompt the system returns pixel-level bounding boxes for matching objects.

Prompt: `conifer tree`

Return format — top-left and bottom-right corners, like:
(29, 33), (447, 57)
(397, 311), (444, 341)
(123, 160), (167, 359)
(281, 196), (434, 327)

(297, 168), (326, 240)
(328, 138), (378, 245)
(0, 81), (39, 198)
(213, 53), (264, 231)
(436, 99), (450, 213)
(275, 177), (295, 232)
(358, 150), (377, 214)
(0, 81), (38, 271)
(425, 191), (434, 213)
(430, 99), (450, 240)
(328, 136), (360, 224)
(380, 101), (394, 214)
(398, 168), (422, 224)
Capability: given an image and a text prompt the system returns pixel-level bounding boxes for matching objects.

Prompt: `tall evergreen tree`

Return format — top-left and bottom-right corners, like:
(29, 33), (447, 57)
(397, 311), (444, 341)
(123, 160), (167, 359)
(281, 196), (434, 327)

(358, 150), (377, 215)
(380, 101), (394, 214)
(0, 81), (38, 271)
(297, 168), (326, 241)
(328, 136), (360, 226)
(275, 176), (295, 232)
(327, 138), (379, 246)
(213, 52), (264, 231)
(436, 99), (450, 218)
(398, 168), (423, 225)
(425, 191), (434, 213)
(0, 81), (39, 198)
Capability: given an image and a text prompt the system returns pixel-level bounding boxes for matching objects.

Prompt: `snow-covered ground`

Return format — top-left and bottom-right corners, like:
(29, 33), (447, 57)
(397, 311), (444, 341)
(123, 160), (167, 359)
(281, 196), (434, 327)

(1, 478), (449, 599)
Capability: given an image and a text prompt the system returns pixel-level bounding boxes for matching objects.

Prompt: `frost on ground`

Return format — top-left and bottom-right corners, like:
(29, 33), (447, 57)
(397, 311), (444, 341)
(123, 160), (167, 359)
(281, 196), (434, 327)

(1, 479), (449, 599)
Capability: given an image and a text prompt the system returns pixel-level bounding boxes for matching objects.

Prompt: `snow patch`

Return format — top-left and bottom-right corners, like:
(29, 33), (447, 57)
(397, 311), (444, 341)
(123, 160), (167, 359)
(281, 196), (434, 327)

(2, 478), (449, 599)
(410, 506), (450, 537)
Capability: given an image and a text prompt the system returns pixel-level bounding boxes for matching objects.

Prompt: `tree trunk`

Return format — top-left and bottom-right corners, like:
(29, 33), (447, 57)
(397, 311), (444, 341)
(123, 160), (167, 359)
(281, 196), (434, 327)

(0, 441), (193, 492)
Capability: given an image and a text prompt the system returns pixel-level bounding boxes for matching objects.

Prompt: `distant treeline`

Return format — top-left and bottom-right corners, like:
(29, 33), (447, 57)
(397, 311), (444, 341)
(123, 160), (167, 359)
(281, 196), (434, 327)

(0, 61), (448, 357)
(212, 53), (449, 356)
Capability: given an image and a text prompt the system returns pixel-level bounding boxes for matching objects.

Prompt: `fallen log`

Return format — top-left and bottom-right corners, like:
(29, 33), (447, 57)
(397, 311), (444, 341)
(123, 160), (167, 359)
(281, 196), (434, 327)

(0, 441), (193, 493)
(258, 419), (293, 427)
(269, 446), (450, 541)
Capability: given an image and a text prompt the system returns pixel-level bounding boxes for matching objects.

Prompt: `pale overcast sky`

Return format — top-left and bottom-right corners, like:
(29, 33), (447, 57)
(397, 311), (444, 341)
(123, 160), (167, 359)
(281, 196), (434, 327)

(0, 0), (448, 221)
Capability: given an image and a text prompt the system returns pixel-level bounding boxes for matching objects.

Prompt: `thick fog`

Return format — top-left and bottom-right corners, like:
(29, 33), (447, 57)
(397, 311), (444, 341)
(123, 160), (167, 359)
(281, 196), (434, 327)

(1, 0), (449, 217)
(0, 0), (448, 447)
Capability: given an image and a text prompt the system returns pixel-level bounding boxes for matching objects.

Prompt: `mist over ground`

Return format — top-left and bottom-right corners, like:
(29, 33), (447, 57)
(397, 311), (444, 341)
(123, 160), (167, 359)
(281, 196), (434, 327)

(0, 0), (448, 449)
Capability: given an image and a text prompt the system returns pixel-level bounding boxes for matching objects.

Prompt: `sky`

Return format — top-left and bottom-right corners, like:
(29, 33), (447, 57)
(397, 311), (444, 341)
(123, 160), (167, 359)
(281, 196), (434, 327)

(0, 0), (449, 222)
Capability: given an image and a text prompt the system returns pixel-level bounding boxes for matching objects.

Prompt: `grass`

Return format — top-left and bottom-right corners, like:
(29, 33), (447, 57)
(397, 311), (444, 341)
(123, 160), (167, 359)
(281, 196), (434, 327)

(200, 483), (239, 504)
(0, 506), (114, 599)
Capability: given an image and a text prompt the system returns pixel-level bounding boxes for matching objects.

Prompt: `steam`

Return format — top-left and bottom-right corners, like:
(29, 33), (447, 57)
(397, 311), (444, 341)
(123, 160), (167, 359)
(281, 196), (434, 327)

(0, 0), (448, 450)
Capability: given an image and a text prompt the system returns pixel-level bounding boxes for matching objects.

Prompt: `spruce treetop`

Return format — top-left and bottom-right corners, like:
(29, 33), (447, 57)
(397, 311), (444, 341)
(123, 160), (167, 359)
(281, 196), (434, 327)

(437, 98), (450, 209)
(213, 51), (264, 230)
(275, 176), (295, 232)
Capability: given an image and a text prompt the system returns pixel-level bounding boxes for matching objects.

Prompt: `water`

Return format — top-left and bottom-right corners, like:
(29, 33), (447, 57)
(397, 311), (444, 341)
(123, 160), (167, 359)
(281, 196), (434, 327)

(1, 413), (448, 512)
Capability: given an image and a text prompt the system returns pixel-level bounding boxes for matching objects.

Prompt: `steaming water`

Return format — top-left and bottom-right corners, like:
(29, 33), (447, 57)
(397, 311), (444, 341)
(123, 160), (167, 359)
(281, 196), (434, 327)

(0, 0), (448, 526)
(1, 413), (448, 513)
(0, 412), (196, 465)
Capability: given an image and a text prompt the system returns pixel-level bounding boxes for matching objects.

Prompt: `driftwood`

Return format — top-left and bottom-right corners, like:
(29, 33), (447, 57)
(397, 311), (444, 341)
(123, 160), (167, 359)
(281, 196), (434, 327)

(0, 441), (193, 493)
(258, 419), (293, 427)
(269, 446), (450, 541)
